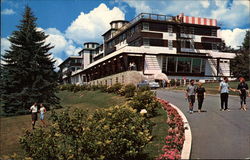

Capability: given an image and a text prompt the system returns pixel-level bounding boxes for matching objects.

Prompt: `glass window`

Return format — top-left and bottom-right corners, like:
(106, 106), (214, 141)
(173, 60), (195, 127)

(131, 27), (135, 35)
(192, 58), (201, 73)
(211, 29), (217, 36)
(212, 43), (217, 50)
(142, 22), (149, 30)
(201, 59), (206, 74)
(167, 57), (176, 72)
(181, 40), (186, 48)
(168, 25), (173, 33)
(143, 38), (150, 46)
(190, 27), (194, 34)
(190, 40), (194, 49)
(162, 56), (167, 72)
(177, 57), (191, 73)
(168, 40), (173, 49)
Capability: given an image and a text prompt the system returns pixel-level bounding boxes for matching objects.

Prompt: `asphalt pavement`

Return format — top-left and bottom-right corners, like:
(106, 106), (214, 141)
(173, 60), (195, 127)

(156, 89), (250, 159)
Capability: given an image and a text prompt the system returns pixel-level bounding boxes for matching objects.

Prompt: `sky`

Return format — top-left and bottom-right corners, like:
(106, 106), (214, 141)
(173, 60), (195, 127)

(1, 0), (250, 69)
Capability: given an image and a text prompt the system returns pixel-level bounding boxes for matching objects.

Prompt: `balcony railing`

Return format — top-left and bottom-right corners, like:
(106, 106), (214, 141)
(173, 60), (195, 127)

(110, 13), (174, 40)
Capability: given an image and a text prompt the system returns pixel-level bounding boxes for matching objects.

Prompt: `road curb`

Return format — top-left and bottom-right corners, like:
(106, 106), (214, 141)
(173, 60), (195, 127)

(169, 103), (192, 160)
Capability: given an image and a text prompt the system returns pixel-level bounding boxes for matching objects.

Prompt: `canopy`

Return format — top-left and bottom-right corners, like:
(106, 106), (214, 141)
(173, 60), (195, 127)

(154, 73), (168, 80)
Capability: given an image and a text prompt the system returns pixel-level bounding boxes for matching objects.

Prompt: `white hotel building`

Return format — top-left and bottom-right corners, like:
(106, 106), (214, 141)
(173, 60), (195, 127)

(59, 13), (236, 85)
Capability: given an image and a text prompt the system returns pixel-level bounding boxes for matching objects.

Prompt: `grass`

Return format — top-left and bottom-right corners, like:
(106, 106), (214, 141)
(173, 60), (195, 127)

(169, 81), (250, 95)
(0, 90), (126, 157)
(143, 107), (168, 159)
(0, 90), (169, 160)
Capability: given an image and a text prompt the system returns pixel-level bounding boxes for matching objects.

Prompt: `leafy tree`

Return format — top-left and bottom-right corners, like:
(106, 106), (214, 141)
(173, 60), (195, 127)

(230, 30), (250, 80)
(0, 6), (60, 115)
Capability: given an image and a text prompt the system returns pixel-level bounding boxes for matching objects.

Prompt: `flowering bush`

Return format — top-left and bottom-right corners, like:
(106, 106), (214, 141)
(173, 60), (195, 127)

(20, 106), (153, 160)
(106, 83), (123, 94)
(118, 84), (136, 98)
(156, 99), (185, 160)
(128, 91), (161, 117)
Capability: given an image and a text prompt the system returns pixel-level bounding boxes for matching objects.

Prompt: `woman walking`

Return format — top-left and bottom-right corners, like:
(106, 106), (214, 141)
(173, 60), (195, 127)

(39, 103), (47, 126)
(196, 82), (206, 113)
(237, 77), (249, 111)
(30, 103), (38, 130)
(218, 77), (235, 111)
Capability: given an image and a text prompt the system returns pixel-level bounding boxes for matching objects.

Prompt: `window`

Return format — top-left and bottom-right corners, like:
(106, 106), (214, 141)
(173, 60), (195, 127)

(177, 57), (192, 73)
(167, 57), (177, 72)
(162, 56), (167, 72)
(190, 27), (194, 34)
(181, 40), (186, 48)
(190, 40), (194, 49)
(143, 38), (150, 46)
(168, 40), (173, 50)
(192, 58), (202, 73)
(142, 22), (149, 30)
(131, 27), (135, 35)
(211, 29), (217, 36)
(180, 26), (184, 33)
(168, 25), (173, 33)
(212, 43), (217, 50)
(116, 77), (119, 83)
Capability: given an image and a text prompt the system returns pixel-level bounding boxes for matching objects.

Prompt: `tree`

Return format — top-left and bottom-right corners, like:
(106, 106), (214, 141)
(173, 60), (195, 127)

(0, 6), (60, 115)
(230, 30), (250, 80)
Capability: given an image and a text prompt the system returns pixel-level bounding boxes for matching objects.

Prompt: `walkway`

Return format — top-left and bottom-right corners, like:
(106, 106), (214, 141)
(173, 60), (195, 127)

(157, 89), (250, 159)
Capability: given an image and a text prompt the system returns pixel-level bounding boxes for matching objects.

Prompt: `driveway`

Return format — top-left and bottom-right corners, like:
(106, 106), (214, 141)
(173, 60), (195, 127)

(157, 89), (250, 159)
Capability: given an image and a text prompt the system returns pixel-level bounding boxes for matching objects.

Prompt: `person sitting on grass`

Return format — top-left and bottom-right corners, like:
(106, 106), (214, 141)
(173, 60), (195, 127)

(185, 80), (197, 114)
(237, 77), (249, 111)
(30, 102), (38, 130)
(39, 103), (47, 126)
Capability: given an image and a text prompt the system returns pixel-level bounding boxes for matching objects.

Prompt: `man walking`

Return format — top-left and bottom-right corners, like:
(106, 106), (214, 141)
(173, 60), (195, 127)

(218, 77), (235, 111)
(185, 80), (196, 114)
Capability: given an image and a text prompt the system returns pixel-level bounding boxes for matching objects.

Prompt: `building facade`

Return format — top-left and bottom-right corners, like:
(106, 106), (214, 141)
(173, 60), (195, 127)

(59, 13), (236, 85)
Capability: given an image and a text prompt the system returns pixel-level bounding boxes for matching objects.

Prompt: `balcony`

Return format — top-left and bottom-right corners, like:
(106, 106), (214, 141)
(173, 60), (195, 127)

(109, 13), (174, 41)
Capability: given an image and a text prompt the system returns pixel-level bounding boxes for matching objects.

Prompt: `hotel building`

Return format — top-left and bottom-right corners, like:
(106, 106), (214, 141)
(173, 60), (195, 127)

(59, 13), (236, 85)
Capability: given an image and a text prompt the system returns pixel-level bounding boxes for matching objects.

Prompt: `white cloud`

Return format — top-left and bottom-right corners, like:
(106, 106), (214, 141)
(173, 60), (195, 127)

(123, 0), (250, 29)
(1, 8), (15, 15)
(65, 3), (125, 44)
(219, 28), (248, 49)
(1, 37), (11, 55)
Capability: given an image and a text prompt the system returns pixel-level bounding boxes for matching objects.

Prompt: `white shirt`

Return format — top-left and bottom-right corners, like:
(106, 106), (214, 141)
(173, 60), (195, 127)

(30, 105), (38, 113)
(220, 81), (229, 93)
(40, 107), (46, 114)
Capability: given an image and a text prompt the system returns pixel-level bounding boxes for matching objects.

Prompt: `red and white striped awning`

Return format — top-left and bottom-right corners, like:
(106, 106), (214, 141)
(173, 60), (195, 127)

(177, 13), (217, 26)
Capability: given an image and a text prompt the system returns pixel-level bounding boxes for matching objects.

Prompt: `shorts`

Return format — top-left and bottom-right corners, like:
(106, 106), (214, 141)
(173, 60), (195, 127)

(40, 113), (44, 120)
(188, 95), (195, 104)
(32, 113), (38, 121)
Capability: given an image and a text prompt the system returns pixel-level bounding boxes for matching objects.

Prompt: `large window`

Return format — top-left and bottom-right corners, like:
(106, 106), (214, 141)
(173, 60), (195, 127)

(168, 25), (173, 33)
(168, 40), (173, 49)
(177, 57), (191, 73)
(143, 38), (150, 46)
(192, 58), (201, 73)
(167, 57), (176, 72)
(142, 22), (149, 30)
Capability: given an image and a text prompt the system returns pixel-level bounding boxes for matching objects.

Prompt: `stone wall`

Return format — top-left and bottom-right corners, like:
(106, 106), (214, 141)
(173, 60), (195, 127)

(89, 71), (146, 86)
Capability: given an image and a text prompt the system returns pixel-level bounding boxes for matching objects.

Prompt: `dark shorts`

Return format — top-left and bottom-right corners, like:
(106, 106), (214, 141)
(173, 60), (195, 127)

(32, 113), (38, 121)
(188, 95), (195, 104)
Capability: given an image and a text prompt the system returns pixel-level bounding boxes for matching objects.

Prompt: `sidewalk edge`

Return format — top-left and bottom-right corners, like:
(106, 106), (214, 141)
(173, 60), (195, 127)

(169, 103), (192, 160)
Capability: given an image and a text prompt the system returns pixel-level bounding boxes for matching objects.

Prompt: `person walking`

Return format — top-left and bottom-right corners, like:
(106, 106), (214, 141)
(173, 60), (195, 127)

(39, 103), (47, 126)
(196, 82), (206, 113)
(237, 77), (249, 111)
(185, 80), (196, 114)
(218, 77), (235, 111)
(30, 103), (38, 130)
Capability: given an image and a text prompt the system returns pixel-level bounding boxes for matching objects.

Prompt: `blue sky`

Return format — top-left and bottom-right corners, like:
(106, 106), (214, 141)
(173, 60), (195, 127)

(1, 0), (249, 68)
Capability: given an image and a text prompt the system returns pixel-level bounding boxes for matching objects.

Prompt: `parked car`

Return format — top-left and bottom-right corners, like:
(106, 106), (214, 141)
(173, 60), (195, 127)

(137, 80), (160, 89)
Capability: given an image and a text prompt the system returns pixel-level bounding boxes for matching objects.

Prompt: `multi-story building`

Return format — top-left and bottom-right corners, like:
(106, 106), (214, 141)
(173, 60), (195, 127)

(59, 13), (236, 85)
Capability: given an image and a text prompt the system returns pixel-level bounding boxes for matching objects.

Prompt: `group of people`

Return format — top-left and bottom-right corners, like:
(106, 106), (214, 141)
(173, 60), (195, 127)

(185, 77), (249, 114)
(30, 103), (47, 129)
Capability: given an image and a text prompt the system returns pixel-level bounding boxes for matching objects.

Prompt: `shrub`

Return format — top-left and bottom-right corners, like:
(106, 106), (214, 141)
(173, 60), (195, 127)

(106, 83), (122, 94)
(137, 85), (150, 92)
(99, 84), (108, 92)
(119, 84), (136, 98)
(20, 106), (152, 160)
(128, 91), (161, 117)
(170, 79), (175, 87)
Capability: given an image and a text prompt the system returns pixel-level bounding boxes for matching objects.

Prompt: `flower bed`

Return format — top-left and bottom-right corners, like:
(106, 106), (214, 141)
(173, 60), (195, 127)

(156, 99), (185, 160)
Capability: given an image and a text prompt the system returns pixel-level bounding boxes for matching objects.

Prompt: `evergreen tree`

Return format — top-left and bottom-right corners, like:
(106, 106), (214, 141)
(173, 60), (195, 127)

(0, 6), (60, 115)
(230, 30), (250, 80)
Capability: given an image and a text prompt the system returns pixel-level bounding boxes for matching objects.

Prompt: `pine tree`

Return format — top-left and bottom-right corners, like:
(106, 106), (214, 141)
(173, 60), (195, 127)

(230, 30), (250, 80)
(0, 6), (60, 115)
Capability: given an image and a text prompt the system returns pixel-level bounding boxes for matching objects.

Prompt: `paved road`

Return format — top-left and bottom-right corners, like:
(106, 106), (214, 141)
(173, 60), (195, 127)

(157, 89), (250, 159)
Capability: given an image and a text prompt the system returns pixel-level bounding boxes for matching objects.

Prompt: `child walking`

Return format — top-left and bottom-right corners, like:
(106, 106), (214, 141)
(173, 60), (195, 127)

(39, 103), (47, 126)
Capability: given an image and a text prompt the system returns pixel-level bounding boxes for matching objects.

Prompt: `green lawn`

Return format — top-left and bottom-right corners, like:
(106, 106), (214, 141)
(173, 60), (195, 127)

(0, 90), (169, 160)
(170, 81), (250, 95)
(0, 90), (126, 157)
